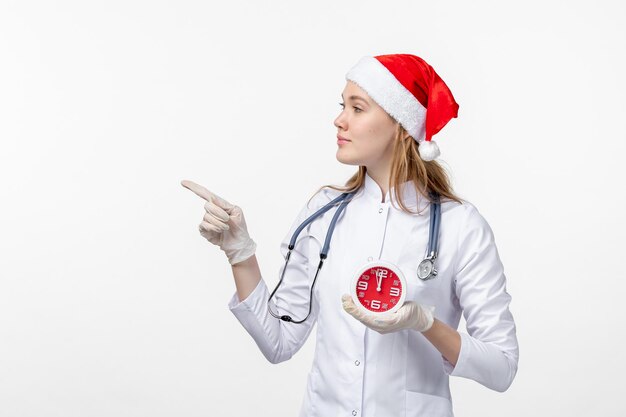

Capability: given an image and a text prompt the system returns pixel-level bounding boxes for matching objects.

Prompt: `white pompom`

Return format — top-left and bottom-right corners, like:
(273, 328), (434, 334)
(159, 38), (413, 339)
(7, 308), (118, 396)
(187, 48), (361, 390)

(419, 140), (441, 161)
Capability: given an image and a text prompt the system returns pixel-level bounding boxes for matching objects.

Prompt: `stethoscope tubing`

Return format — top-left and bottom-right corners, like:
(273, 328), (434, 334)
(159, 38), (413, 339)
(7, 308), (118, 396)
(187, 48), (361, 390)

(426, 191), (441, 259)
(268, 188), (440, 323)
(268, 191), (355, 323)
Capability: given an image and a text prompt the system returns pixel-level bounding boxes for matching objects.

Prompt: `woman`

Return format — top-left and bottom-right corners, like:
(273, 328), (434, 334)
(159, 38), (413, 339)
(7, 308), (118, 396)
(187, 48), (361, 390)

(181, 54), (519, 417)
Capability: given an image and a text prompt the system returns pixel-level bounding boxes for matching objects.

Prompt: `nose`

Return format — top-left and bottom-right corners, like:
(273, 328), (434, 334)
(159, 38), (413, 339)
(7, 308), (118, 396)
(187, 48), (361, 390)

(334, 109), (347, 131)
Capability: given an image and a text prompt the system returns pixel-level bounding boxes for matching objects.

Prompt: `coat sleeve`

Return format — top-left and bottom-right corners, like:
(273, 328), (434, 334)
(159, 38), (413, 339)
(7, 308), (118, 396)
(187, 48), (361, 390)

(227, 193), (324, 364)
(441, 203), (519, 392)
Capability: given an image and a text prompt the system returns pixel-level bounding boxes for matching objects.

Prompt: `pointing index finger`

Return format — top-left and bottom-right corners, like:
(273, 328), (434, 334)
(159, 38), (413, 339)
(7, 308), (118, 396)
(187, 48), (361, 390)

(180, 180), (215, 202)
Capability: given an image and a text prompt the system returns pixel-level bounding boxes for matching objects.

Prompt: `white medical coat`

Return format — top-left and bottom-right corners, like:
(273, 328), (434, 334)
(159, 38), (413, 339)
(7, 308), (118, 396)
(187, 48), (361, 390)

(228, 172), (519, 417)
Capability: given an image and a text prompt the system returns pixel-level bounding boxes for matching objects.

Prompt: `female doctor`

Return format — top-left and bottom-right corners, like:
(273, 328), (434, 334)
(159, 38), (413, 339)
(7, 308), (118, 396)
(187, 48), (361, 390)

(181, 53), (519, 417)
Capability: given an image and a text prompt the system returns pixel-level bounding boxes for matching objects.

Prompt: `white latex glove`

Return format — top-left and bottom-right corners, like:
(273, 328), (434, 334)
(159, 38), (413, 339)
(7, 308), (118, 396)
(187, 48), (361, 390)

(181, 179), (256, 265)
(341, 294), (435, 334)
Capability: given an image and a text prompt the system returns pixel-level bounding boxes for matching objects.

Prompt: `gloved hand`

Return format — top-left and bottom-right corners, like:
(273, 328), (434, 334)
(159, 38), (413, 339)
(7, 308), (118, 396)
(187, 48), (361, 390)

(341, 294), (435, 334)
(181, 179), (257, 265)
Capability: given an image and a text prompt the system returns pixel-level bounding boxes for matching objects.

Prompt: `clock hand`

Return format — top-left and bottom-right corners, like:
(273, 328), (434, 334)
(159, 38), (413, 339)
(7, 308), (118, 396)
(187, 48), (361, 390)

(376, 270), (382, 292)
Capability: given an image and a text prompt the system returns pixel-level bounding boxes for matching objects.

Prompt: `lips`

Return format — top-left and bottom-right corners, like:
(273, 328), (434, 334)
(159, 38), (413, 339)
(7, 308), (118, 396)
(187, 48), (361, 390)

(337, 135), (350, 141)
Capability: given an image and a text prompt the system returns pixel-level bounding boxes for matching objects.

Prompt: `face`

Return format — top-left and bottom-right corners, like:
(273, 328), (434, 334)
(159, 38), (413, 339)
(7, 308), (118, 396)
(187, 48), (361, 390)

(334, 81), (399, 169)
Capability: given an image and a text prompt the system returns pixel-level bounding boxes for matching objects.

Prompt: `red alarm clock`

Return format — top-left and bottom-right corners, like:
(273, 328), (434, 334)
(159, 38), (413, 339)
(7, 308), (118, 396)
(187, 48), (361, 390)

(350, 260), (407, 315)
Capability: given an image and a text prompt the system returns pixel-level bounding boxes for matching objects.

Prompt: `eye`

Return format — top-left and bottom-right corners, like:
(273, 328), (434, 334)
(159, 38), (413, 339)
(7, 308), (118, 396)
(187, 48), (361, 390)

(338, 102), (362, 113)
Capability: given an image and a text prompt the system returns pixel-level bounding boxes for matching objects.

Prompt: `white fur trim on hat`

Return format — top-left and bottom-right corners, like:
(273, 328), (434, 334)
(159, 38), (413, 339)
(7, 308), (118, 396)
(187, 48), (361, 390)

(345, 56), (427, 143)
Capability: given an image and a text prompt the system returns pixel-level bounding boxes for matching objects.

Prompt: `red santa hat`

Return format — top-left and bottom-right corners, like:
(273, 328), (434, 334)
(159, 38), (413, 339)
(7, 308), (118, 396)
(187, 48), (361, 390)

(345, 54), (459, 161)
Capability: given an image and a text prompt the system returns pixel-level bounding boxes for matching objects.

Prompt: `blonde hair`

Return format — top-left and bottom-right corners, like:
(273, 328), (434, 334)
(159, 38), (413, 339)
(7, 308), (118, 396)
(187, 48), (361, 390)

(308, 123), (465, 215)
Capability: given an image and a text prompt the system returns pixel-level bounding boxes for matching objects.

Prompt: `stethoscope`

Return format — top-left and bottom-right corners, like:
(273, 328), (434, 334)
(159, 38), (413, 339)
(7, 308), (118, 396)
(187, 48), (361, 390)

(267, 189), (441, 324)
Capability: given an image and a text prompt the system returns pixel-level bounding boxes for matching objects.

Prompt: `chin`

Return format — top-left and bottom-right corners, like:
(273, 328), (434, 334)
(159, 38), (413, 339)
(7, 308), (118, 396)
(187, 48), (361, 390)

(336, 151), (361, 166)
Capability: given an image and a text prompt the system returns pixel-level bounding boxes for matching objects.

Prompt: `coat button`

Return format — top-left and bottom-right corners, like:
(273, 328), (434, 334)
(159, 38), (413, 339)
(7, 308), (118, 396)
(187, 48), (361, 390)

(352, 411), (358, 416)
(378, 208), (383, 213)
(355, 360), (360, 366)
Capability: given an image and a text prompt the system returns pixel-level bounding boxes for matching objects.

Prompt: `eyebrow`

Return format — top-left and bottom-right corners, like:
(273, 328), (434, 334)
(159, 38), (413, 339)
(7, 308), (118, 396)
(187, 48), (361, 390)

(341, 93), (369, 104)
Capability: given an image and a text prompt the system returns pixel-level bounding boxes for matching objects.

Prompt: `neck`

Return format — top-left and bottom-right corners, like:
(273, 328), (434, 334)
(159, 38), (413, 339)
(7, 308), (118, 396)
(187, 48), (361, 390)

(365, 167), (390, 203)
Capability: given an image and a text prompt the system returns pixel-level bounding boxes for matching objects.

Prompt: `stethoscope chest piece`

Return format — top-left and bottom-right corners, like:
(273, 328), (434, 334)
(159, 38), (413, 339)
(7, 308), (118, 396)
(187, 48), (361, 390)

(350, 260), (407, 315)
(417, 257), (438, 281)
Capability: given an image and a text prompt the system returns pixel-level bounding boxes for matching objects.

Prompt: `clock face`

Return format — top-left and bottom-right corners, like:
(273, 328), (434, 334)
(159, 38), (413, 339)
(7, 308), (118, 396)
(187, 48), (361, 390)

(350, 260), (407, 315)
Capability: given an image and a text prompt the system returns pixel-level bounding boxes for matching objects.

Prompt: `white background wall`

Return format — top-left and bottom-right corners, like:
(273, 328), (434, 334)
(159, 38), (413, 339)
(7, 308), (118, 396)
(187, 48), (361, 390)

(1, 0), (624, 416)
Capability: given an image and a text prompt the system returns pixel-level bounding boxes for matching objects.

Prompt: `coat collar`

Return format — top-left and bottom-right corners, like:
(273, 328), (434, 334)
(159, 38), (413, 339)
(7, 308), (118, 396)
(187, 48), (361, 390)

(361, 171), (430, 213)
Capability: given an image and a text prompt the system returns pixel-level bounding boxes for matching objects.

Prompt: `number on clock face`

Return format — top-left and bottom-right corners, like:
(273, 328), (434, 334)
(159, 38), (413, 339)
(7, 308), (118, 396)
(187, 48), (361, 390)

(354, 266), (403, 313)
